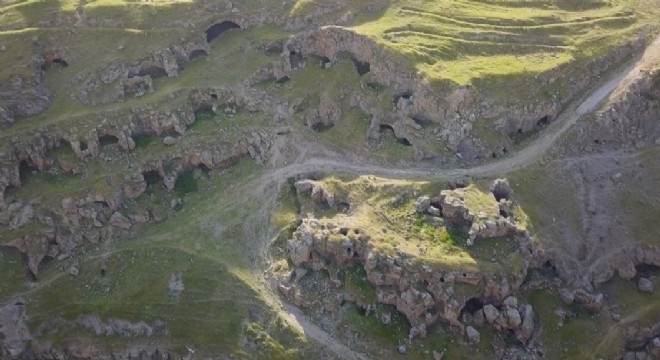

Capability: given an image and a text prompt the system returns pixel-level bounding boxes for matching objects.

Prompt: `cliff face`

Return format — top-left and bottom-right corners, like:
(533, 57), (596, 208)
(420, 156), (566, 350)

(279, 177), (543, 345)
(276, 27), (647, 159)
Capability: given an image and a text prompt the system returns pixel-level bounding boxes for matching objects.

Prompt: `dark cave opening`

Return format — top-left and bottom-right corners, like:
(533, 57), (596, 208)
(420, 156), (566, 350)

(94, 200), (110, 208)
(460, 297), (484, 318)
(537, 115), (549, 127)
(198, 163), (212, 174)
(19, 160), (38, 185)
(540, 260), (559, 278)
(352, 58), (371, 76)
(3, 184), (17, 200)
(80, 141), (88, 151)
(289, 50), (304, 68)
(393, 91), (413, 105)
(379, 124), (412, 146)
(634, 264), (659, 279)
(205, 21), (241, 43)
(143, 170), (163, 186)
(99, 134), (119, 147)
(492, 183), (511, 202)
(42, 57), (69, 70)
(317, 56), (331, 68)
(52, 58), (68, 67)
(137, 66), (167, 79)
(189, 49), (208, 61)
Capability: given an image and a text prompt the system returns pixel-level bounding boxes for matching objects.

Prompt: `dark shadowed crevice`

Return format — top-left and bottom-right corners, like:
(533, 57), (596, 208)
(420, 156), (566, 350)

(380, 124), (412, 146)
(79, 141), (88, 151)
(460, 297), (484, 318)
(42, 58), (68, 70)
(137, 66), (167, 79)
(3, 184), (17, 200)
(205, 21), (240, 43)
(99, 134), (119, 147)
(189, 49), (208, 61)
(19, 160), (38, 185)
(634, 264), (659, 279)
(491, 181), (512, 202)
(539, 260), (559, 278)
(537, 115), (549, 127)
(198, 163), (212, 174)
(94, 200), (110, 208)
(317, 56), (331, 68)
(352, 58), (370, 76)
(289, 50), (304, 69)
(393, 91), (412, 105)
(143, 170), (163, 186)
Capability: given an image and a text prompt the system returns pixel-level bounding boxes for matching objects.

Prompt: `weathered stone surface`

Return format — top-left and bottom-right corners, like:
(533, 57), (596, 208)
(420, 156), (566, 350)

(466, 325), (480, 344)
(109, 211), (132, 230)
(515, 304), (535, 344)
(638, 278), (654, 293)
(483, 304), (500, 324)
(415, 196), (431, 213)
(0, 298), (32, 358)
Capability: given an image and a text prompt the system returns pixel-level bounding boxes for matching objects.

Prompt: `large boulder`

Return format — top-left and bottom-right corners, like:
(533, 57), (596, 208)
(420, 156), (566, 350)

(415, 196), (431, 213)
(515, 304), (535, 344)
(638, 278), (654, 293)
(466, 326), (480, 344)
(0, 298), (32, 358)
(109, 212), (132, 230)
(288, 231), (313, 267)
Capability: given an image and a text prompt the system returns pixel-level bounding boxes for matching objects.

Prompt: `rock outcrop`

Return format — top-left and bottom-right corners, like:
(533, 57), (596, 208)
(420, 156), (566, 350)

(286, 217), (536, 340)
(0, 298), (32, 359)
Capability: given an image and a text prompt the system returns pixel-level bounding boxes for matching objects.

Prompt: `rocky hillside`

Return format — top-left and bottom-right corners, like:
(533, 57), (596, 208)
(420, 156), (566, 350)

(0, 0), (659, 359)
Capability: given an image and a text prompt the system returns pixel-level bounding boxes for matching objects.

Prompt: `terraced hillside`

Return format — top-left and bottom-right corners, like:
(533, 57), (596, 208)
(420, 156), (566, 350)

(0, 0), (659, 359)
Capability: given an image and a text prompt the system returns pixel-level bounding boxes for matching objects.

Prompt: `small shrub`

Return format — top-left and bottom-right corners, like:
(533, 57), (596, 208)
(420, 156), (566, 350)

(174, 171), (197, 196)
(134, 134), (156, 149)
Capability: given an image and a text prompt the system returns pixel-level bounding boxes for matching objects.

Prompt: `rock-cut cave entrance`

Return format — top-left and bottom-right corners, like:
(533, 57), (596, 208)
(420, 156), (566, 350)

(352, 58), (371, 76)
(380, 124), (412, 146)
(19, 160), (38, 185)
(189, 49), (208, 61)
(137, 66), (167, 79)
(3, 184), (17, 201)
(99, 134), (119, 148)
(205, 21), (240, 43)
(143, 170), (163, 186)
(460, 297), (484, 319)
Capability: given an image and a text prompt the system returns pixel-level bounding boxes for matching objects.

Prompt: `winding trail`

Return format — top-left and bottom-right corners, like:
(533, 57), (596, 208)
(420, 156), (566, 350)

(268, 36), (660, 359)
(261, 35), (660, 185)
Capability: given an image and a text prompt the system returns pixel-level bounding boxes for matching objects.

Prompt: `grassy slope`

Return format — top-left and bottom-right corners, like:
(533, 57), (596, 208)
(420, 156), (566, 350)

(350, 0), (658, 88)
(0, 159), (314, 358)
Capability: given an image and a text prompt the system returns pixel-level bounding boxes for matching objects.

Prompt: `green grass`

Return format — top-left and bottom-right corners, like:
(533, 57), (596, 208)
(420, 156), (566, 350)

(307, 175), (523, 273)
(0, 158), (322, 357)
(342, 264), (377, 304)
(349, 0), (656, 88)
(174, 170), (198, 196)
(522, 288), (625, 359)
(340, 302), (410, 346)
(0, 248), (28, 295)
(615, 147), (660, 245)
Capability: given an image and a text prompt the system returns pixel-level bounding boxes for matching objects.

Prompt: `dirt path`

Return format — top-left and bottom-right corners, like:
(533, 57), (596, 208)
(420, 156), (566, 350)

(281, 303), (368, 360)
(264, 36), (660, 359)
(259, 35), (660, 186)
